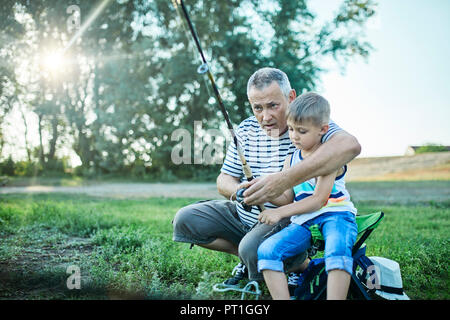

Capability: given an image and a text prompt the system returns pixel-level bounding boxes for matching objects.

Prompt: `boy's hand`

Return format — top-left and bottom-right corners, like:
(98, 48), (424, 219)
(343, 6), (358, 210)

(258, 209), (283, 225)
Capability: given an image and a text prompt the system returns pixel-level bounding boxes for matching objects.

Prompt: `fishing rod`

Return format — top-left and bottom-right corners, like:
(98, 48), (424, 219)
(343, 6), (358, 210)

(173, 0), (264, 212)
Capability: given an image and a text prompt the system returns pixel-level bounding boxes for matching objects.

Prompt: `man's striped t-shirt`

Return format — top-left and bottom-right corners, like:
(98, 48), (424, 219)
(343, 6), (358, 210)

(220, 116), (342, 227)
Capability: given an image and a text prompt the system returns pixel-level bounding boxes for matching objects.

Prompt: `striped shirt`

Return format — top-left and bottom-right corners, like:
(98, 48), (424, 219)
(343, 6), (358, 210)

(220, 116), (342, 227)
(290, 149), (357, 226)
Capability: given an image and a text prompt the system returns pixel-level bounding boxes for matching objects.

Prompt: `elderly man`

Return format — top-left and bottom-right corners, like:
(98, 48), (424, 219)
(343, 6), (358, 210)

(172, 67), (360, 288)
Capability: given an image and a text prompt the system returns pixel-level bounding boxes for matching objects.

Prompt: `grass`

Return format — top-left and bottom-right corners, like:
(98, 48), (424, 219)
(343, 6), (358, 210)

(0, 181), (449, 300)
(0, 194), (239, 299)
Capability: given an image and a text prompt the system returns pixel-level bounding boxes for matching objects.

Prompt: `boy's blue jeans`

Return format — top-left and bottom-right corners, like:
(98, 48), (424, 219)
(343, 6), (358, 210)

(257, 211), (358, 275)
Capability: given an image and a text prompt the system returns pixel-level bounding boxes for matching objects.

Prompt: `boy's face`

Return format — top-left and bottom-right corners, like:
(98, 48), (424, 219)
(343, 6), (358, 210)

(287, 118), (329, 152)
(248, 81), (296, 138)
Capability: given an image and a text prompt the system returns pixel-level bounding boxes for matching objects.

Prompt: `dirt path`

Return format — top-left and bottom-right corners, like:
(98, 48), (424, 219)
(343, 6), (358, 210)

(1, 180), (449, 205)
(0, 182), (222, 199)
(1, 152), (449, 202)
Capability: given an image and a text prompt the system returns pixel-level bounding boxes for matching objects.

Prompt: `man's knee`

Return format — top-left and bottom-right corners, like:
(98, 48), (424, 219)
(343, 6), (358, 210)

(172, 205), (191, 230)
(172, 204), (206, 243)
(173, 201), (240, 245)
(238, 231), (259, 262)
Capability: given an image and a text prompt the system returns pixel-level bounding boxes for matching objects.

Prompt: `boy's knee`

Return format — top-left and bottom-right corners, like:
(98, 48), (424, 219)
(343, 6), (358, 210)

(323, 231), (355, 275)
(325, 256), (353, 275)
(324, 241), (353, 273)
(257, 240), (285, 273)
(257, 239), (277, 261)
(324, 227), (355, 260)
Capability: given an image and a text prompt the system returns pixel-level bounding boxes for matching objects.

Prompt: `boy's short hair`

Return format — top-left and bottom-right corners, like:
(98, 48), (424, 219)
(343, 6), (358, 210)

(247, 67), (292, 99)
(286, 92), (330, 126)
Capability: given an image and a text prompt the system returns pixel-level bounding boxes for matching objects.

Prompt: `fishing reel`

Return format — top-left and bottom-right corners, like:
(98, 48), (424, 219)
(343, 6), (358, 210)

(235, 188), (253, 212)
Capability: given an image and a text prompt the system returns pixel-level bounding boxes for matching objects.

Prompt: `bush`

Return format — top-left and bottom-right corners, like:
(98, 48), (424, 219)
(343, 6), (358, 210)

(0, 156), (15, 176)
(415, 144), (448, 154)
(0, 157), (71, 177)
(13, 161), (43, 176)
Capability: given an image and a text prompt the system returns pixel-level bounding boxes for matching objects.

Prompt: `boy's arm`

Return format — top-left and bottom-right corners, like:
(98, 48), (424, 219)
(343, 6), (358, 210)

(258, 171), (337, 225)
(244, 131), (360, 205)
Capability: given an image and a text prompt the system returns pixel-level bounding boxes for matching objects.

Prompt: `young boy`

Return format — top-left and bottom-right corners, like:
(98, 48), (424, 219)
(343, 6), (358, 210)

(256, 92), (358, 300)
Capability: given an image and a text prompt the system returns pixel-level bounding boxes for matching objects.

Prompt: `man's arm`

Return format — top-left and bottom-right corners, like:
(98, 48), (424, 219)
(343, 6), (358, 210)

(265, 154), (294, 206)
(216, 172), (241, 200)
(243, 130), (361, 205)
(258, 170), (337, 225)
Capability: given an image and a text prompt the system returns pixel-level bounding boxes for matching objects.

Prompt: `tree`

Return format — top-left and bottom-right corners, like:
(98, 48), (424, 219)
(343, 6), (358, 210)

(0, 0), (377, 179)
(135, 0), (376, 178)
(0, 0), (137, 173)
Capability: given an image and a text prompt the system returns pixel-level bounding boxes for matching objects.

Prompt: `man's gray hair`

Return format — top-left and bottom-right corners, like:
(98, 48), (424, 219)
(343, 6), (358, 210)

(247, 67), (292, 99)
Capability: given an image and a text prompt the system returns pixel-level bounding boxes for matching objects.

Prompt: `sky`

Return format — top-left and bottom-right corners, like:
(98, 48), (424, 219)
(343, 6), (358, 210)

(309, 0), (450, 157)
(5, 0), (450, 164)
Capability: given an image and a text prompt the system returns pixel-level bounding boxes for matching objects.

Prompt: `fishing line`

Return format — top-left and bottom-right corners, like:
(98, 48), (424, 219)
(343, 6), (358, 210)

(171, 0), (265, 212)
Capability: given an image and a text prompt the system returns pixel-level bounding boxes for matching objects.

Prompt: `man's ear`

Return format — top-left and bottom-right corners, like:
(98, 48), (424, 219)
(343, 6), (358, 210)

(289, 89), (296, 103)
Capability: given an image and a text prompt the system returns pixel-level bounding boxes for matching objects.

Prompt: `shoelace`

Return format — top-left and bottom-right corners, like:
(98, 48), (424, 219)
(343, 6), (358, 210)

(232, 263), (246, 276)
(287, 273), (300, 286)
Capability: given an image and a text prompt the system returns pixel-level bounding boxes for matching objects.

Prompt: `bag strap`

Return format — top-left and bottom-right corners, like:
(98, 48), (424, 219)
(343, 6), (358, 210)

(379, 285), (405, 295)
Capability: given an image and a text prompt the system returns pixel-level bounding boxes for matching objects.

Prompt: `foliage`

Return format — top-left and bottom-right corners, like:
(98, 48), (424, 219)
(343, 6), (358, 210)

(0, 157), (74, 177)
(0, 156), (16, 176)
(0, 0), (377, 179)
(415, 143), (448, 154)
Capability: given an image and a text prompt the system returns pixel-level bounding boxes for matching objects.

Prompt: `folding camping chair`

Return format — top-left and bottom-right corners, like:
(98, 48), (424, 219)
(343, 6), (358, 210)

(294, 211), (385, 300)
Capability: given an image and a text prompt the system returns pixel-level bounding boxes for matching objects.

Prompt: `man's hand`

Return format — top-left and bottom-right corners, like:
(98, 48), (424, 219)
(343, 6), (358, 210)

(243, 171), (290, 205)
(217, 172), (253, 201)
(243, 131), (361, 205)
(258, 208), (283, 225)
(230, 181), (252, 201)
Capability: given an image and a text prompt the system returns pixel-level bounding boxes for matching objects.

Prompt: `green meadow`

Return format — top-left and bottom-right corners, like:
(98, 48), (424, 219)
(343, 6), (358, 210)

(0, 181), (449, 300)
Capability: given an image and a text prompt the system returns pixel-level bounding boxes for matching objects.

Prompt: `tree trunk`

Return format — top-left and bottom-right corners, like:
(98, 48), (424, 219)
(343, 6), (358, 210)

(47, 113), (59, 168)
(37, 113), (45, 168)
(20, 107), (32, 163)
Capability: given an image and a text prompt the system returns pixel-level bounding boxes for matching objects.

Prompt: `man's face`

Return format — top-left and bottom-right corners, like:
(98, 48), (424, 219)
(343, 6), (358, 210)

(248, 81), (296, 137)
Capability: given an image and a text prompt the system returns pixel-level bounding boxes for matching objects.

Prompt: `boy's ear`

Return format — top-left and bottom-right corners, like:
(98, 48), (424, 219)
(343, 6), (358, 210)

(320, 124), (329, 135)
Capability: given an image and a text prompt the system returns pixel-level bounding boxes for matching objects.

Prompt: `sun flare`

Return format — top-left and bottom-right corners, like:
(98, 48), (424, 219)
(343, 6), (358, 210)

(42, 51), (65, 73)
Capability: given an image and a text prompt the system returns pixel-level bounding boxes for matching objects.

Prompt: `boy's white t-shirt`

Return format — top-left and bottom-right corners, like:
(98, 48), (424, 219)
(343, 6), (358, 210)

(289, 149), (357, 226)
